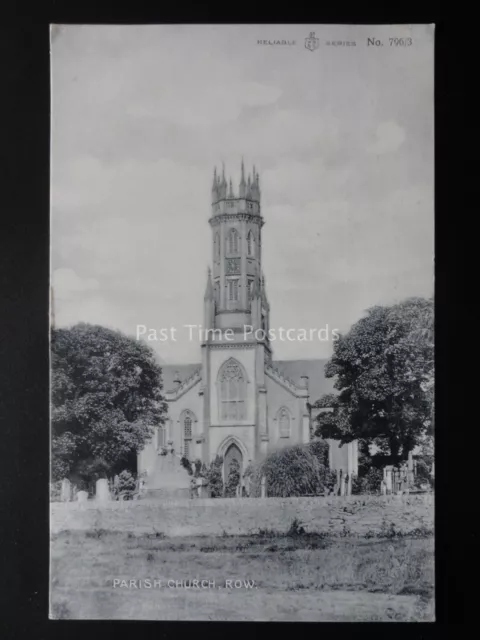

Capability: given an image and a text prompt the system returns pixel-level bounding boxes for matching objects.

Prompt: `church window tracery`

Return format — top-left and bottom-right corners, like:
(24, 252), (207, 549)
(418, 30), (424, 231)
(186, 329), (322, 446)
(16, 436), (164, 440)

(247, 231), (255, 257)
(218, 358), (246, 421)
(227, 228), (239, 255)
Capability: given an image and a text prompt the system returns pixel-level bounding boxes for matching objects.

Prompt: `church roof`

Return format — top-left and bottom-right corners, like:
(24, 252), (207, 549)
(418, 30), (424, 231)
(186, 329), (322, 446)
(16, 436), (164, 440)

(160, 359), (335, 403)
(160, 363), (201, 392)
(273, 359), (335, 403)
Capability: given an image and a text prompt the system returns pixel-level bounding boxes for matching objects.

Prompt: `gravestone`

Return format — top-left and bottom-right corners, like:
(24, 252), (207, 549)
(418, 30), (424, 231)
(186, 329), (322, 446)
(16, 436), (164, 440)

(384, 466), (393, 494)
(96, 478), (110, 503)
(60, 478), (71, 502)
(196, 477), (209, 498)
(260, 476), (266, 498)
(77, 490), (88, 504)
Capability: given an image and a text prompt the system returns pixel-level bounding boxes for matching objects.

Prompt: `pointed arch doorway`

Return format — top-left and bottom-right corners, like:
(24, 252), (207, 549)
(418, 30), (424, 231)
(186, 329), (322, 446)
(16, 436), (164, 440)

(223, 442), (243, 484)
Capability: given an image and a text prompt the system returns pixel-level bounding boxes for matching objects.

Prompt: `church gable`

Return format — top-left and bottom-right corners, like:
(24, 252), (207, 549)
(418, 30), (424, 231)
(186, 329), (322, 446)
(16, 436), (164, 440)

(265, 374), (301, 446)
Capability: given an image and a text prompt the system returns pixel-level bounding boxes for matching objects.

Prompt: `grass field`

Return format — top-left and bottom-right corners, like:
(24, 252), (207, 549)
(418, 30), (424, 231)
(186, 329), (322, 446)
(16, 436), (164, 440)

(50, 528), (434, 621)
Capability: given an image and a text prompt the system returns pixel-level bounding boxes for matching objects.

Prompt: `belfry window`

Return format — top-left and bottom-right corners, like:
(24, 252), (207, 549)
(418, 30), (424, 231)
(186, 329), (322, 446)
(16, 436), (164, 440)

(247, 278), (254, 300)
(227, 228), (239, 254)
(247, 231), (254, 257)
(218, 358), (247, 421)
(228, 279), (239, 302)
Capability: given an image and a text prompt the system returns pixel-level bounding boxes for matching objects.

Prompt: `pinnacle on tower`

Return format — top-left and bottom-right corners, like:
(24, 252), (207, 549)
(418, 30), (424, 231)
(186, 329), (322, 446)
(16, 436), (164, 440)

(221, 162), (227, 199)
(204, 267), (214, 300)
(246, 173), (252, 199)
(239, 157), (246, 198)
(211, 166), (218, 202)
(228, 178), (234, 199)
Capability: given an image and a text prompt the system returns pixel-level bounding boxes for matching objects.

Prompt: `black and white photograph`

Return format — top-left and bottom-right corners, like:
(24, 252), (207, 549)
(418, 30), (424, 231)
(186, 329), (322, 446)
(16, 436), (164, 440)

(49, 24), (434, 621)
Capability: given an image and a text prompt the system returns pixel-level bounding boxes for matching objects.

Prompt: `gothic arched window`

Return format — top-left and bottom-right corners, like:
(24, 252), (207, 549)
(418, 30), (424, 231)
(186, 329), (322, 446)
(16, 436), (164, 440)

(214, 233), (220, 262)
(227, 228), (239, 255)
(247, 231), (255, 257)
(157, 425), (166, 449)
(181, 411), (194, 459)
(278, 408), (291, 438)
(218, 358), (247, 421)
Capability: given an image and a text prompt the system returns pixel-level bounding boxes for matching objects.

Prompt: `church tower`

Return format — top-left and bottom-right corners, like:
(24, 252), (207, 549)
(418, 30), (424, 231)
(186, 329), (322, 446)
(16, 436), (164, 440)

(206, 160), (270, 347)
(200, 160), (272, 469)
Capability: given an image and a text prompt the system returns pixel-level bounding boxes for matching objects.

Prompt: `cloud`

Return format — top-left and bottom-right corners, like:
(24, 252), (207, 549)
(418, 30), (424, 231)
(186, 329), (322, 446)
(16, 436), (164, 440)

(53, 268), (100, 301)
(368, 121), (406, 155)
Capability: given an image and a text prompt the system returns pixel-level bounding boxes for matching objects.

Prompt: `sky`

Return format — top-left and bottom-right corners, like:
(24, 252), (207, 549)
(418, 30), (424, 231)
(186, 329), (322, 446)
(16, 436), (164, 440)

(50, 24), (434, 363)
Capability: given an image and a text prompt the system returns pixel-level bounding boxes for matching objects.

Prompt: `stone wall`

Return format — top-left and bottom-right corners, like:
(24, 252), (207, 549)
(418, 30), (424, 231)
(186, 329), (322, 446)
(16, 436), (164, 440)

(50, 494), (433, 537)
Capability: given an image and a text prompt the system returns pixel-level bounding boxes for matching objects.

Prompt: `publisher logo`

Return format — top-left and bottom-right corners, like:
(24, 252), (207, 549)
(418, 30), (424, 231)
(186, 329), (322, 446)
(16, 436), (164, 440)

(305, 32), (320, 52)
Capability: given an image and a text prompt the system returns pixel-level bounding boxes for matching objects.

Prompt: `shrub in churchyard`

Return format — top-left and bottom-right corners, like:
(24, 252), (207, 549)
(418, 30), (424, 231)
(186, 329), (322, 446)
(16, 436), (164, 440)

(414, 458), (433, 488)
(180, 456), (193, 475)
(51, 323), (167, 483)
(205, 455), (224, 498)
(224, 458), (241, 498)
(111, 469), (137, 500)
(351, 468), (382, 495)
(249, 444), (324, 498)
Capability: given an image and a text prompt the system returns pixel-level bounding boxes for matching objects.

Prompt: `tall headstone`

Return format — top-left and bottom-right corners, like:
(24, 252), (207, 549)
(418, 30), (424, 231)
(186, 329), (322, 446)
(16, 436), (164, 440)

(260, 476), (266, 498)
(407, 452), (414, 486)
(60, 478), (71, 502)
(384, 466), (393, 494)
(96, 478), (110, 503)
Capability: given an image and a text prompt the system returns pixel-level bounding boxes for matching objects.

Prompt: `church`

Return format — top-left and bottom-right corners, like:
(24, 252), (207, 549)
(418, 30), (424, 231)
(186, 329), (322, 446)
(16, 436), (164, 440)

(138, 161), (358, 487)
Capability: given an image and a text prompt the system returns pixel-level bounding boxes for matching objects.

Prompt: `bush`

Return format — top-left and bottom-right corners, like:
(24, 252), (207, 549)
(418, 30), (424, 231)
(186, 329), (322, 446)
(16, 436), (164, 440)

(415, 458), (433, 487)
(351, 467), (383, 495)
(111, 470), (137, 500)
(205, 455), (224, 498)
(224, 458), (241, 498)
(324, 469), (338, 494)
(249, 444), (324, 498)
(180, 456), (193, 476)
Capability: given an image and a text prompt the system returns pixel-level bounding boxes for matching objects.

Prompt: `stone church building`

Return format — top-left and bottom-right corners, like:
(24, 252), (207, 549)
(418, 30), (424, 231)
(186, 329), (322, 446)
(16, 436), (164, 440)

(138, 162), (358, 487)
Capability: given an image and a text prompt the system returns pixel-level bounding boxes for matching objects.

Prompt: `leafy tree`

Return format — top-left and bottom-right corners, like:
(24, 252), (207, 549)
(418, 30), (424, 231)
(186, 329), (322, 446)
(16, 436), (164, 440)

(224, 458), (241, 497)
(314, 297), (433, 467)
(307, 440), (329, 468)
(51, 323), (167, 482)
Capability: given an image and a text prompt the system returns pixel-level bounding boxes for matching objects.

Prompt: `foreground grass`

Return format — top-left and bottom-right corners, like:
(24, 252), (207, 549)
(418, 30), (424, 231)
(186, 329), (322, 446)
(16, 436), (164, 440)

(50, 530), (434, 621)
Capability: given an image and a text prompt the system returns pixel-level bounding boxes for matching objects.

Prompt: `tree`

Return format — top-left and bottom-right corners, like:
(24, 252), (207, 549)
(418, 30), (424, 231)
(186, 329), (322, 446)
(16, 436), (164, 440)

(314, 297), (433, 467)
(51, 323), (167, 483)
